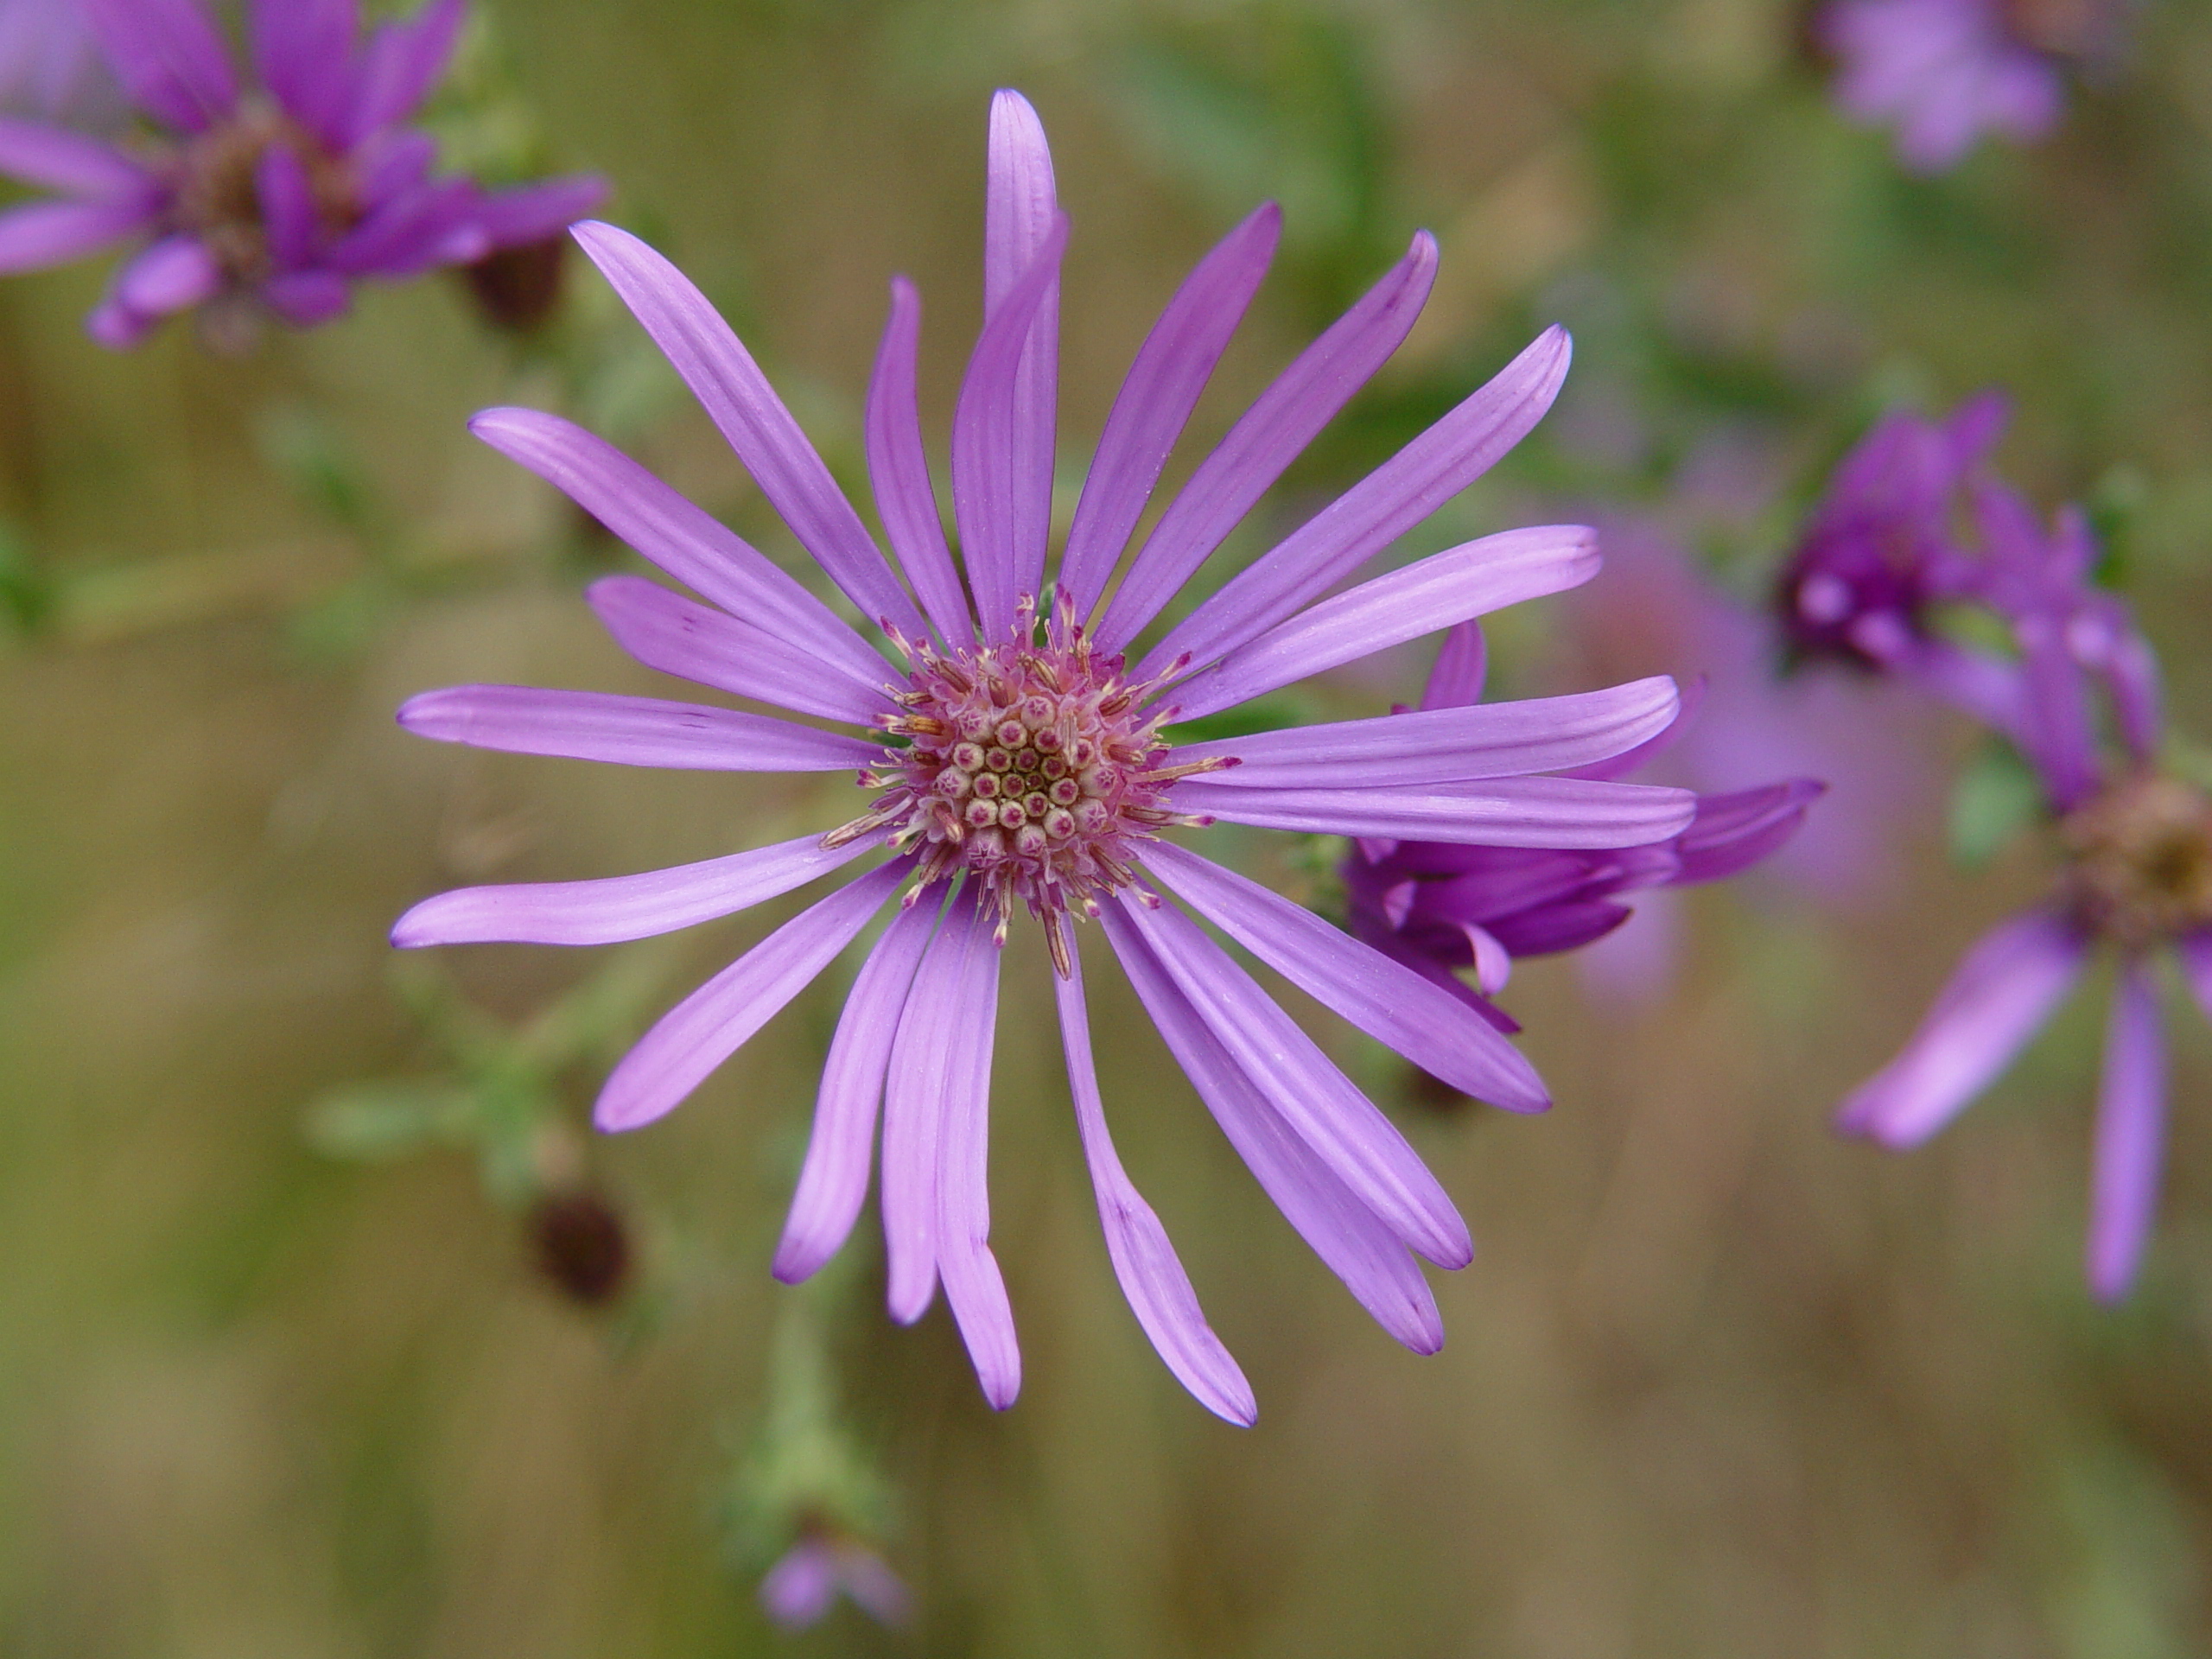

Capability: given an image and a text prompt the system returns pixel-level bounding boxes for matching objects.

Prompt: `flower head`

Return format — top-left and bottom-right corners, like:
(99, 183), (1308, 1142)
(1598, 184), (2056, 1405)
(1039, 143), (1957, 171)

(1819, 0), (2123, 171)
(0, 0), (605, 346)
(392, 92), (1697, 1421)
(1344, 622), (1822, 1023)
(1834, 486), (2196, 1301)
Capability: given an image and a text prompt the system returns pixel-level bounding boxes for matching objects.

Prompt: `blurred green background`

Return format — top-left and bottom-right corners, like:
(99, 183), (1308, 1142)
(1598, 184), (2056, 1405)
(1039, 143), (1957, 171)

(5, 0), (2212, 1653)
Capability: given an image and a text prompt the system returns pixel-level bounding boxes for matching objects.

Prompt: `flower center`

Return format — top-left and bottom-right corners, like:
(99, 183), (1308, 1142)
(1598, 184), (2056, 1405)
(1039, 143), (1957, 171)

(826, 601), (1218, 971)
(168, 97), (360, 282)
(2059, 772), (2212, 948)
(1777, 525), (1934, 670)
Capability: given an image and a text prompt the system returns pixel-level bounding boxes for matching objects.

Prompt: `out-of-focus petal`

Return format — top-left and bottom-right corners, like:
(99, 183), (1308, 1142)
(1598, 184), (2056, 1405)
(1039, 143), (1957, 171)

(1056, 202), (1280, 621)
(256, 142), (317, 268)
(759, 1540), (838, 1631)
(865, 276), (970, 644)
(342, 0), (461, 141)
(1053, 951), (1256, 1425)
(982, 88), (1058, 627)
(472, 175), (607, 249)
(1670, 779), (1825, 885)
(1173, 774), (1698, 849)
(0, 114), (149, 197)
(261, 268), (349, 325)
(0, 193), (142, 270)
(774, 896), (943, 1284)
(1115, 896), (1471, 1267)
(328, 175), (483, 275)
(1096, 231), (1439, 652)
(111, 231), (217, 313)
(1137, 325), (1572, 681)
(570, 220), (929, 641)
(1420, 620), (1487, 711)
(86, 0), (236, 130)
(932, 887), (1020, 1408)
(397, 684), (880, 772)
(391, 828), (887, 949)
(1177, 677), (1677, 791)
(474, 410), (892, 690)
(1836, 908), (2088, 1147)
(1141, 842), (1547, 1113)
(587, 575), (897, 728)
(251, 0), (354, 143)
(1100, 903), (1445, 1351)
(594, 861), (906, 1132)
(2087, 959), (2165, 1302)
(951, 212), (1067, 640)
(1165, 525), (1600, 720)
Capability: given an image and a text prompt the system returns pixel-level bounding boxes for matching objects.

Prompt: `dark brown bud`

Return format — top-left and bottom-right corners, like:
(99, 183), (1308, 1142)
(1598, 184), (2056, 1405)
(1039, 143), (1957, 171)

(460, 236), (569, 334)
(529, 1188), (632, 1306)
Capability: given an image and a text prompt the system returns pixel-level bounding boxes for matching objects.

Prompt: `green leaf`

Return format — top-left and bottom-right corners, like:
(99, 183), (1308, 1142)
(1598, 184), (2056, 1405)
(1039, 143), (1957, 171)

(1948, 740), (2045, 868)
(1160, 696), (1310, 746)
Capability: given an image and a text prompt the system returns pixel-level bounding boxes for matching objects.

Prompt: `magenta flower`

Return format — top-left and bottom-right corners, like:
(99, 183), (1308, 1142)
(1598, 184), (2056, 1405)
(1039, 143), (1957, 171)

(759, 1533), (910, 1632)
(0, 0), (605, 346)
(1344, 623), (1821, 1023)
(1836, 499), (2196, 1301)
(391, 92), (1696, 1422)
(1820, 0), (2115, 171)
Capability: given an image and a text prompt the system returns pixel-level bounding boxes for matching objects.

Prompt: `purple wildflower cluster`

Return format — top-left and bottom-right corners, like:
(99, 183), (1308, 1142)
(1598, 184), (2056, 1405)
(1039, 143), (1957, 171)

(1796, 392), (2196, 1299)
(0, 0), (603, 346)
(391, 91), (1719, 1422)
(1820, 0), (2129, 171)
(1344, 620), (1822, 1031)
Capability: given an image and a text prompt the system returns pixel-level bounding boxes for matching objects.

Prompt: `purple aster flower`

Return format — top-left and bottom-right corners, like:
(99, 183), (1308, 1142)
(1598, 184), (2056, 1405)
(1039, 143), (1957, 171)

(1819, 0), (2121, 171)
(1345, 621), (1822, 1028)
(390, 92), (1698, 1422)
(759, 1532), (911, 1632)
(0, 0), (606, 346)
(1835, 505), (2194, 1301)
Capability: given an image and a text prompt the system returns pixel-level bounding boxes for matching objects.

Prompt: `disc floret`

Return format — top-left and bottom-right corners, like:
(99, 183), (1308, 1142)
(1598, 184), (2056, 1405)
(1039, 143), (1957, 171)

(2060, 771), (2212, 949)
(828, 598), (1228, 970)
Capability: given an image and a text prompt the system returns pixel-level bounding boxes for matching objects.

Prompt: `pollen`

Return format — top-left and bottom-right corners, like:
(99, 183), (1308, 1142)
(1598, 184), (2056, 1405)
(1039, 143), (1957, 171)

(825, 595), (1226, 972)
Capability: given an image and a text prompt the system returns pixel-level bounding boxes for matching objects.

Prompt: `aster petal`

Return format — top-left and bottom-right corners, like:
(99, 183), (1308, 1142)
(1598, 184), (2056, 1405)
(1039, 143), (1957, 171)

(343, 0), (461, 142)
(1420, 620), (1487, 710)
(759, 1541), (838, 1631)
(257, 142), (317, 268)
(86, 0), (235, 130)
(1141, 842), (1547, 1114)
(110, 232), (217, 314)
(390, 828), (887, 949)
(328, 175), (484, 275)
(353, 128), (434, 205)
(472, 175), (608, 250)
(1096, 231), (1439, 652)
(836, 1548), (912, 1626)
(587, 575), (897, 728)
(251, 0), (354, 144)
(952, 211), (1068, 639)
(773, 896), (942, 1284)
(1100, 903), (1444, 1351)
(397, 684), (880, 772)
(261, 269), (349, 325)
(1836, 908), (2088, 1147)
(881, 886), (964, 1322)
(0, 194), (143, 271)
(594, 860), (907, 1132)
(1114, 895), (1471, 1267)
(1672, 780), (1825, 885)
(474, 410), (891, 690)
(1053, 951), (1255, 1425)
(982, 88), (1058, 626)
(1056, 202), (1281, 621)
(865, 276), (971, 643)
(0, 116), (150, 198)
(1173, 774), (1698, 849)
(1166, 524), (1598, 720)
(2087, 960), (2166, 1302)
(570, 220), (929, 640)
(932, 887), (1020, 1408)
(1485, 900), (1633, 958)
(2176, 931), (2212, 1022)
(1177, 676), (1677, 791)
(1137, 325), (1573, 682)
